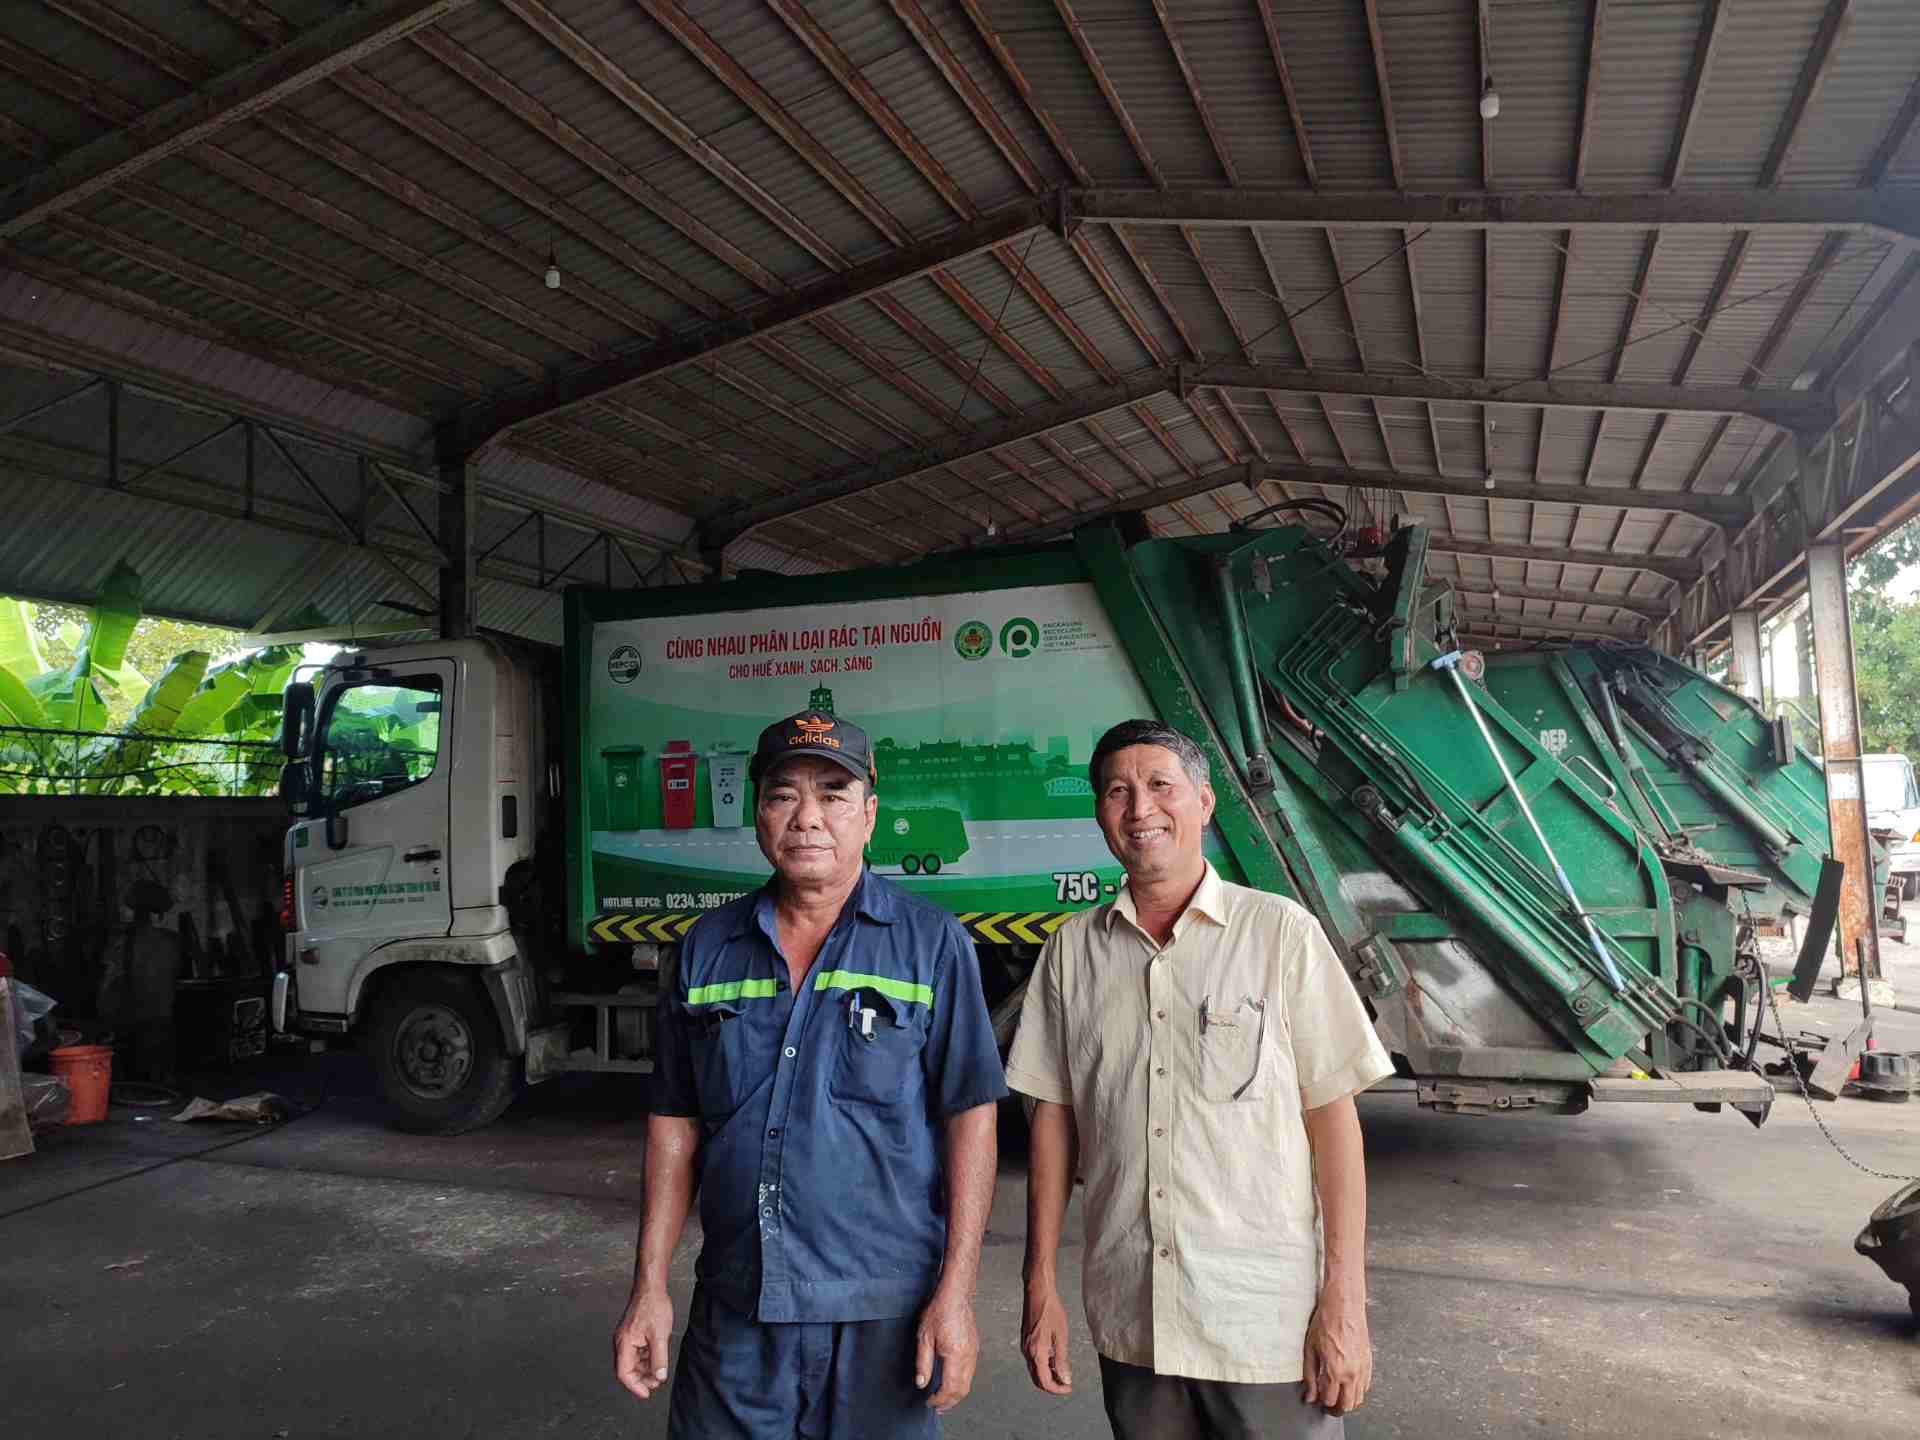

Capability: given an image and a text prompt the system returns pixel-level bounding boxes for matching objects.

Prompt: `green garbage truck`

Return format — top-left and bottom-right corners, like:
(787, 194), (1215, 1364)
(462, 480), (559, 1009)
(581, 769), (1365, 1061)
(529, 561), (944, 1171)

(272, 518), (1800, 1132)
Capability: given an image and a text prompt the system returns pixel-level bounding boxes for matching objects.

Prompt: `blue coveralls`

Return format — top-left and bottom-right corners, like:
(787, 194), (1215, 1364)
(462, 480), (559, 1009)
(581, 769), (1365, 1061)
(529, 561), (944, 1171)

(651, 870), (1009, 1439)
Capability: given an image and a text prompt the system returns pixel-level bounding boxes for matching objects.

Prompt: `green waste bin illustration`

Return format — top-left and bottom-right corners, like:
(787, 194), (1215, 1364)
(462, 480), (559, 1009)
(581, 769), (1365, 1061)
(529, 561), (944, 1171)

(603, 745), (647, 831)
(867, 806), (969, 875)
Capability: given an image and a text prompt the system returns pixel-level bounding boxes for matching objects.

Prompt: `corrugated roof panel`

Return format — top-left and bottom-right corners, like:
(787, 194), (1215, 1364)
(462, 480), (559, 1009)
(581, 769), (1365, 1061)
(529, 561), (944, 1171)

(1546, 230), (1652, 381)
(1181, 230), (1294, 366)
(822, 286), (1023, 423)
(978, 3), (1151, 184)
(1779, 0), (1920, 183)
(15, 5), (185, 113)
(912, 0), (1072, 186)
(1400, 229), (1481, 378)
(1265, 0), (1395, 186)
(925, 252), (1095, 400)
(1484, 0), (1590, 187)
(1484, 230), (1559, 382)
(1001, 234), (1158, 377)
(1167, 4), (1311, 186)
(1534, 408), (1597, 481)
(1251, 228), (1363, 372)
(1074, 225), (1186, 364)
(1332, 228), (1423, 375)
(1583, 0), (1714, 187)
(1679, 0), (1827, 185)
(1076, 0), (1226, 183)
(1117, 225), (1245, 363)
(806, 0), (1034, 209)
(1750, 237), (1907, 387)
(1683, 231), (1825, 385)
(1375, 0), (1481, 187)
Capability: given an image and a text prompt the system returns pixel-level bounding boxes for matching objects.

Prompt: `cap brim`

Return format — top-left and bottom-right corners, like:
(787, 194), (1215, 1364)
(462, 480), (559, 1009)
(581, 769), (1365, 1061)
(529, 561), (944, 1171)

(752, 745), (872, 786)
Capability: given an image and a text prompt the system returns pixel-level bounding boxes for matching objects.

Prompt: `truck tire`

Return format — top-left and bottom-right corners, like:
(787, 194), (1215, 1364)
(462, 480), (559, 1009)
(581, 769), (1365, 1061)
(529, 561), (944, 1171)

(1903, 874), (1918, 903)
(901, 854), (921, 874)
(368, 971), (519, 1135)
(923, 854), (942, 874)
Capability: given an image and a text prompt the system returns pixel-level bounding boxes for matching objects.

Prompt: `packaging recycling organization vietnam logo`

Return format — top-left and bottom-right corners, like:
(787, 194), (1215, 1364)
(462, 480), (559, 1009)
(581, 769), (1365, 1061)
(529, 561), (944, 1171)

(954, 619), (991, 660)
(999, 616), (1039, 658)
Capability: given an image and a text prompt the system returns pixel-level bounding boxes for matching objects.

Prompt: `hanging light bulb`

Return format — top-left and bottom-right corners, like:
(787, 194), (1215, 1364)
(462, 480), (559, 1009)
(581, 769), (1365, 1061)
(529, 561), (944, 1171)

(545, 243), (562, 290)
(1479, 78), (1501, 120)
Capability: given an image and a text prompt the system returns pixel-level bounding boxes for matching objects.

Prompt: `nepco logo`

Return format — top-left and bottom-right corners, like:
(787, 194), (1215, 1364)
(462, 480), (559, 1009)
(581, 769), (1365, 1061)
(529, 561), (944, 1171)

(954, 620), (991, 661)
(607, 645), (642, 685)
(791, 714), (842, 749)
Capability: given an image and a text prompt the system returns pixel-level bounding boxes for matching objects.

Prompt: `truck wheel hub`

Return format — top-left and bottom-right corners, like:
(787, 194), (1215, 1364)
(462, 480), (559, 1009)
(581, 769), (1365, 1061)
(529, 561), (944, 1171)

(395, 1004), (474, 1099)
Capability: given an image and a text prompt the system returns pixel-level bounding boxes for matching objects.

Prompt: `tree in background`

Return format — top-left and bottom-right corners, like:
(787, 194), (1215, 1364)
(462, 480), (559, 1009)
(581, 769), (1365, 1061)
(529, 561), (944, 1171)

(1848, 518), (1920, 757)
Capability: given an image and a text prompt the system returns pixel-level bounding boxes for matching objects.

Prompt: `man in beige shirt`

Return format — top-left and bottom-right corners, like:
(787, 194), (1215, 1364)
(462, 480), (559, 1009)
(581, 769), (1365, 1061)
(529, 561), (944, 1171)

(1007, 719), (1394, 1438)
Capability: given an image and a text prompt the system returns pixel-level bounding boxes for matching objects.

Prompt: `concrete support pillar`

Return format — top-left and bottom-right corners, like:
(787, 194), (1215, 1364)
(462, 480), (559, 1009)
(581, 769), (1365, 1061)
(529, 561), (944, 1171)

(438, 452), (475, 640)
(1729, 609), (1764, 706)
(1806, 540), (1883, 981)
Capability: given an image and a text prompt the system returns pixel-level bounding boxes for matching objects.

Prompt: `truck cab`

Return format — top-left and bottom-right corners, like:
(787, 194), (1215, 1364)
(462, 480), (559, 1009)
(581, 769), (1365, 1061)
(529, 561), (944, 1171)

(1863, 753), (1920, 901)
(273, 636), (655, 1133)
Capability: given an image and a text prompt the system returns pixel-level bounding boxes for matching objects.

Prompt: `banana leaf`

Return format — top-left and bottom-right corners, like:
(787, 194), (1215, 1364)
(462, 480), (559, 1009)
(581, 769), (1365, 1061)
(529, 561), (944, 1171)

(0, 600), (44, 679)
(86, 651), (213, 794)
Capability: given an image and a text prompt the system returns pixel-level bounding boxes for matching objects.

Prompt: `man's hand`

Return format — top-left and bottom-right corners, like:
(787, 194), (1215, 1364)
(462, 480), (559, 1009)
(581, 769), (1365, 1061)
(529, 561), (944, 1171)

(1301, 1288), (1372, 1415)
(1020, 1283), (1074, 1396)
(612, 1290), (675, 1402)
(914, 1285), (979, 1414)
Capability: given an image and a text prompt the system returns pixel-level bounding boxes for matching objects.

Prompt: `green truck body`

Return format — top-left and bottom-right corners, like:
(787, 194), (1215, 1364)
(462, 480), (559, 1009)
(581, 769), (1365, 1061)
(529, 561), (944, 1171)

(557, 520), (1844, 1119)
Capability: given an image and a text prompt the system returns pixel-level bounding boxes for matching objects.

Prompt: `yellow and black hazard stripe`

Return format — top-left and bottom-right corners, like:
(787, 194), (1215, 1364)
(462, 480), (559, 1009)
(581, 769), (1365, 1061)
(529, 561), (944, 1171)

(589, 913), (702, 945)
(954, 912), (1075, 945)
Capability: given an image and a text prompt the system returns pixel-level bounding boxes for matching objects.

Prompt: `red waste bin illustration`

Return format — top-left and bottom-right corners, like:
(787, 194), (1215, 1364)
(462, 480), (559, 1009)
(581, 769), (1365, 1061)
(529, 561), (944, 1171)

(660, 740), (698, 830)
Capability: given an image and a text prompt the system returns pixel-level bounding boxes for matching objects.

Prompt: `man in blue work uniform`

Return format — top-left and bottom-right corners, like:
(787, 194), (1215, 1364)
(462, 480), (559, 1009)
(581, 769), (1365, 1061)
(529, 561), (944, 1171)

(613, 707), (1008, 1438)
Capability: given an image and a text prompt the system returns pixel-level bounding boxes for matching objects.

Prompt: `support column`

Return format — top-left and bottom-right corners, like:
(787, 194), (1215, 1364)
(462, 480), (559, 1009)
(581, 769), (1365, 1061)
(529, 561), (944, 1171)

(437, 449), (475, 641)
(1729, 608), (1764, 705)
(1806, 540), (1883, 981)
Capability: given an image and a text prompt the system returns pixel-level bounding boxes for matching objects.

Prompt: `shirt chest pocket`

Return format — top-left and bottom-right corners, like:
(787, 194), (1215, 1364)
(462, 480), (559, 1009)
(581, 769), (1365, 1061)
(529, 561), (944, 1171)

(827, 989), (927, 1107)
(1197, 997), (1271, 1103)
(688, 1002), (777, 1116)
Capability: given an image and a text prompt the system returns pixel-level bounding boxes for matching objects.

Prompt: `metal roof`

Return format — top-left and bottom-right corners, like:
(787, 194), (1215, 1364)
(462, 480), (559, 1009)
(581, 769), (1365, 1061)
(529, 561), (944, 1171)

(0, 0), (1917, 650)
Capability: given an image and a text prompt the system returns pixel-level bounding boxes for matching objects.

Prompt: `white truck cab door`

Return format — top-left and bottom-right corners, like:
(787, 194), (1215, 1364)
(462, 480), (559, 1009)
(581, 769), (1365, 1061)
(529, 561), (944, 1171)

(295, 661), (455, 1012)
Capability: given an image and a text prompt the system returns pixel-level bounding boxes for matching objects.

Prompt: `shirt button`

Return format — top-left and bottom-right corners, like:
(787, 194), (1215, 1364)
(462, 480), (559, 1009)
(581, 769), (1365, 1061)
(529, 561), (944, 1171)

(783, 1046), (796, 1058)
(1155, 1067), (1166, 1077)
(1156, 1188), (1165, 1199)
(762, 1207), (774, 1218)
(1158, 1248), (1170, 1259)
(1155, 1009), (1166, 1020)
(1154, 1127), (1165, 1138)
(768, 1128), (780, 1138)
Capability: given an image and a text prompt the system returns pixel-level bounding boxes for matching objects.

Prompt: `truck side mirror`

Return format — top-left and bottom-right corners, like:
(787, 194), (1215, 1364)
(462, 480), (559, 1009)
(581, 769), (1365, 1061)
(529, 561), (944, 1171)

(282, 682), (317, 758)
(281, 760), (313, 816)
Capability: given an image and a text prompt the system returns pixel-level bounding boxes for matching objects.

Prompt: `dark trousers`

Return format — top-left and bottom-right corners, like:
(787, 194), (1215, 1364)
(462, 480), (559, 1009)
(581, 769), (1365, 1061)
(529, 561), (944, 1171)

(1099, 1356), (1345, 1440)
(668, 1285), (941, 1440)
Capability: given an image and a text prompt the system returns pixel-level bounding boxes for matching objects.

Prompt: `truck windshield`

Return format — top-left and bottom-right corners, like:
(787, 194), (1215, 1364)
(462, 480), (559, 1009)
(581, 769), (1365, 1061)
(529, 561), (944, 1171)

(318, 676), (443, 810)
(1863, 756), (1920, 812)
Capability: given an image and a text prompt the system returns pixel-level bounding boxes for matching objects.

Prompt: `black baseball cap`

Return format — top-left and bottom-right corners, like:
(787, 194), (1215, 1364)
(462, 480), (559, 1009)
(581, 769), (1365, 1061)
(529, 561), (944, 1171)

(749, 710), (878, 789)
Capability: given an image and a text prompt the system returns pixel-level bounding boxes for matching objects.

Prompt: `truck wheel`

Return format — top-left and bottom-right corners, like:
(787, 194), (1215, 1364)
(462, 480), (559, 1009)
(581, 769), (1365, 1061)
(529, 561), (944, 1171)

(368, 971), (518, 1135)
(1903, 874), (1918, 903)
(923, 854), (942, 874)
(901, 854), (921, 874)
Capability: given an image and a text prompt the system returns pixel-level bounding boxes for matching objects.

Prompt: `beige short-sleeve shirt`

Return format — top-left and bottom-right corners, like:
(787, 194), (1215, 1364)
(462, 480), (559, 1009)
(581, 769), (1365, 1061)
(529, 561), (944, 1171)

(1005, 863), (1394, 1383)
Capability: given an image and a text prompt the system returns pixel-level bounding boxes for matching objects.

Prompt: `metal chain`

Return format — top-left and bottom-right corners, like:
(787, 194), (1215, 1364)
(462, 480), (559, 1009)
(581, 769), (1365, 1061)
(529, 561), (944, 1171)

(1764, 980), (1919, 1183)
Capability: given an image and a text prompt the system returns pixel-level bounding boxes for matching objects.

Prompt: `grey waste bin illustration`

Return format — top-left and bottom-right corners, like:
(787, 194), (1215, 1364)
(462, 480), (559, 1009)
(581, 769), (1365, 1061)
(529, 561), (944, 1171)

(603, 745), (646, 830)
(709, 750), (746, 828)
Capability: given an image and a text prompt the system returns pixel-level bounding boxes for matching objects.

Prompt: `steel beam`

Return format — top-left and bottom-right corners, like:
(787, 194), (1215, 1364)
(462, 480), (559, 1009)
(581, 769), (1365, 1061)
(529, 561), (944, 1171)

(448, 195), (1052, 449)
(1428, 534), (1701, 584)
(1249, 461), (1750, 523)
(1729, 608), (1765, 705)
(437, 450), (474, 641)
(705, 371), (1172, 546)
(1806, 539), (1883, 981)
(0, 0), (477, 240)
(1457, 617), (1645, 644)
(1068, 187), (1919, 242)
(1185, 363), (1833, 432)
(1443, 580), (1666, 622)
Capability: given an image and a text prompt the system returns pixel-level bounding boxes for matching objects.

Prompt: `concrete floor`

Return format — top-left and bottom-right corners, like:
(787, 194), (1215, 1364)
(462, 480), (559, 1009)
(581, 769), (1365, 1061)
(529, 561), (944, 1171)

(4, 982), (1918, 1439)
